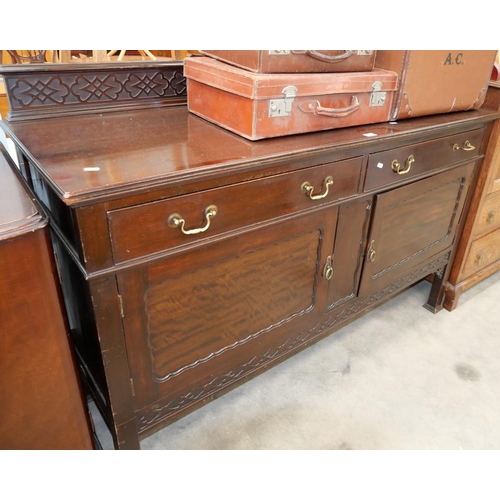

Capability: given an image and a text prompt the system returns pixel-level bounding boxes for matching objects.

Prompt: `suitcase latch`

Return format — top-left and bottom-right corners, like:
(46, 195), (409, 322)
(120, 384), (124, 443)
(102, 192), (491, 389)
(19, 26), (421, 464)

(370, 81), (387, 107)
(269, 85), (298, 117)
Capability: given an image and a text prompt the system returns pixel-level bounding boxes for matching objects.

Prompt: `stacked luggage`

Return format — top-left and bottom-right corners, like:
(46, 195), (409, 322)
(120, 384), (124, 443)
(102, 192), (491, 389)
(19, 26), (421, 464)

(184, 50), (497, 141)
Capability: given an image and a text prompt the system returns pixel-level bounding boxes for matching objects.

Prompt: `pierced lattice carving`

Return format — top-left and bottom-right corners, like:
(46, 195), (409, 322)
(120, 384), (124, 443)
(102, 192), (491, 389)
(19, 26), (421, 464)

(3, 63), (186, 120)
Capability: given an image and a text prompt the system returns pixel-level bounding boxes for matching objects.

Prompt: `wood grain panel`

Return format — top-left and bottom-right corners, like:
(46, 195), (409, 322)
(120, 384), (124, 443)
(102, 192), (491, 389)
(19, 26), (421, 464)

(146, 229), (319, 380)
(359, 162), (474, 296)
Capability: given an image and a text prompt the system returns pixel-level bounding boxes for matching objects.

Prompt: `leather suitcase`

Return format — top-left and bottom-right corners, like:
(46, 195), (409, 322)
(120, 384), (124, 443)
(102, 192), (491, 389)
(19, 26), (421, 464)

(199, 50), (376, 73)
(184, 56), (398, 141)
(375, 50), (497, 120)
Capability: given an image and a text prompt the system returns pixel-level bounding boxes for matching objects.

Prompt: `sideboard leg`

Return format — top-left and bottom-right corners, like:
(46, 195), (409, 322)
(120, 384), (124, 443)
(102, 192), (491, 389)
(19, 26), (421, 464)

(89, 277), (140, 450)
(113, 420), (141, 450)
(423, 267), (448, 313)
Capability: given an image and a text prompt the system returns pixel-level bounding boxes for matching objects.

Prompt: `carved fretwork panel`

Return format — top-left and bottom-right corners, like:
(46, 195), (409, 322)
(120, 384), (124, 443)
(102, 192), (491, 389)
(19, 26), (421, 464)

(2, 63), (186, 121)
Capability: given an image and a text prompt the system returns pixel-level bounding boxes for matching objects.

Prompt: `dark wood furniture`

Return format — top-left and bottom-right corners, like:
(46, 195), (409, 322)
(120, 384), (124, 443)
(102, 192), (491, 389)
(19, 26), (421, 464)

(1, 101), (498, 449)
(0, 144), (94, 450)
(0, 60), (186, 122)
(444, 85), (500, 310)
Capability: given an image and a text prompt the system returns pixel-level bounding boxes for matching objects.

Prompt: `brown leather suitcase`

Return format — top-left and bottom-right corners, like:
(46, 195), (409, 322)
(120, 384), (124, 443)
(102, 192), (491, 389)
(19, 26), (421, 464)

(185, 56), (397, 140)
(374, 50), (497, 120)
(199, 50), (376, 73)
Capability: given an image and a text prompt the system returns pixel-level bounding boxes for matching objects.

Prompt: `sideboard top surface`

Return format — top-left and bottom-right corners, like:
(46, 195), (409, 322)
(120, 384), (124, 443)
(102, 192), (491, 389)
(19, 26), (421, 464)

(2, 105), (499, 206)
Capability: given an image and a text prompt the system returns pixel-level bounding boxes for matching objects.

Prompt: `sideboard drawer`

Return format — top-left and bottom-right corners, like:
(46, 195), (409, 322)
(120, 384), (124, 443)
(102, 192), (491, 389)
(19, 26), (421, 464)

(108, 156), (363, 263)
(364, 128), (484, 192)
(473, 190), (500, 238)
(463, 228), (500, 277)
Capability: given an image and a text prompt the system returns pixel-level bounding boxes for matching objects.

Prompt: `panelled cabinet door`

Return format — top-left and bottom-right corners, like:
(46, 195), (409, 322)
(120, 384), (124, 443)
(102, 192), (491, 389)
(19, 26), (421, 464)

(327, 196), (373, 309)
(359, 162), (476, 297)
(116, 207), (339, 433)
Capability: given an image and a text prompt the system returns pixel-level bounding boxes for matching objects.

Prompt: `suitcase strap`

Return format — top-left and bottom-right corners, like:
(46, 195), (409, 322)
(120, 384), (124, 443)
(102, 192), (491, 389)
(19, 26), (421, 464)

(298, 96), (360, 118)
(291, 50), (353, 63)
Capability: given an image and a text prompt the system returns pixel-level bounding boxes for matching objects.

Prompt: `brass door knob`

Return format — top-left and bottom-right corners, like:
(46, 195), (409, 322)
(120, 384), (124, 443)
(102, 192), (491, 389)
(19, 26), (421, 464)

(323, 256), (334, 280)
(367, 240), (376, 262)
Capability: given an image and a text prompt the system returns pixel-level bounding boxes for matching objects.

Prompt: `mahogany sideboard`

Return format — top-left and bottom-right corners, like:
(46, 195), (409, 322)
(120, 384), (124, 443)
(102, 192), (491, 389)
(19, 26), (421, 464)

(444, 85), (500, 310)
(0, 144), (94, 450)
(1, 103), (498, 449)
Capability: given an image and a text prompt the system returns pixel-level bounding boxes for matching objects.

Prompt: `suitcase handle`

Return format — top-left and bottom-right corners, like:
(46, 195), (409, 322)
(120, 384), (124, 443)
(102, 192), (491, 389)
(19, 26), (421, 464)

(292, 50), (353, 63)
(298, 96), (360, 117)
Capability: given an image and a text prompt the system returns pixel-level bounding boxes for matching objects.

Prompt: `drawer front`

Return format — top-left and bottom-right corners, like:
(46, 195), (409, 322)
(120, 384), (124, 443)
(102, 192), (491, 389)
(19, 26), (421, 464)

(473, 190), (500, 238)
(463, 228), (500, 277)
(108, 157), (363, 263)
(364, 128), (484, 192)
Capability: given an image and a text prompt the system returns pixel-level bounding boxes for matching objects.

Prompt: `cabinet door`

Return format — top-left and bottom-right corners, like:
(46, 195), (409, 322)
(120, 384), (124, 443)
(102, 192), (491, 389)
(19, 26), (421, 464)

(359, 162), (475, 297)
(116, 208), (338, 431)
(327, 196), (373, 309)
